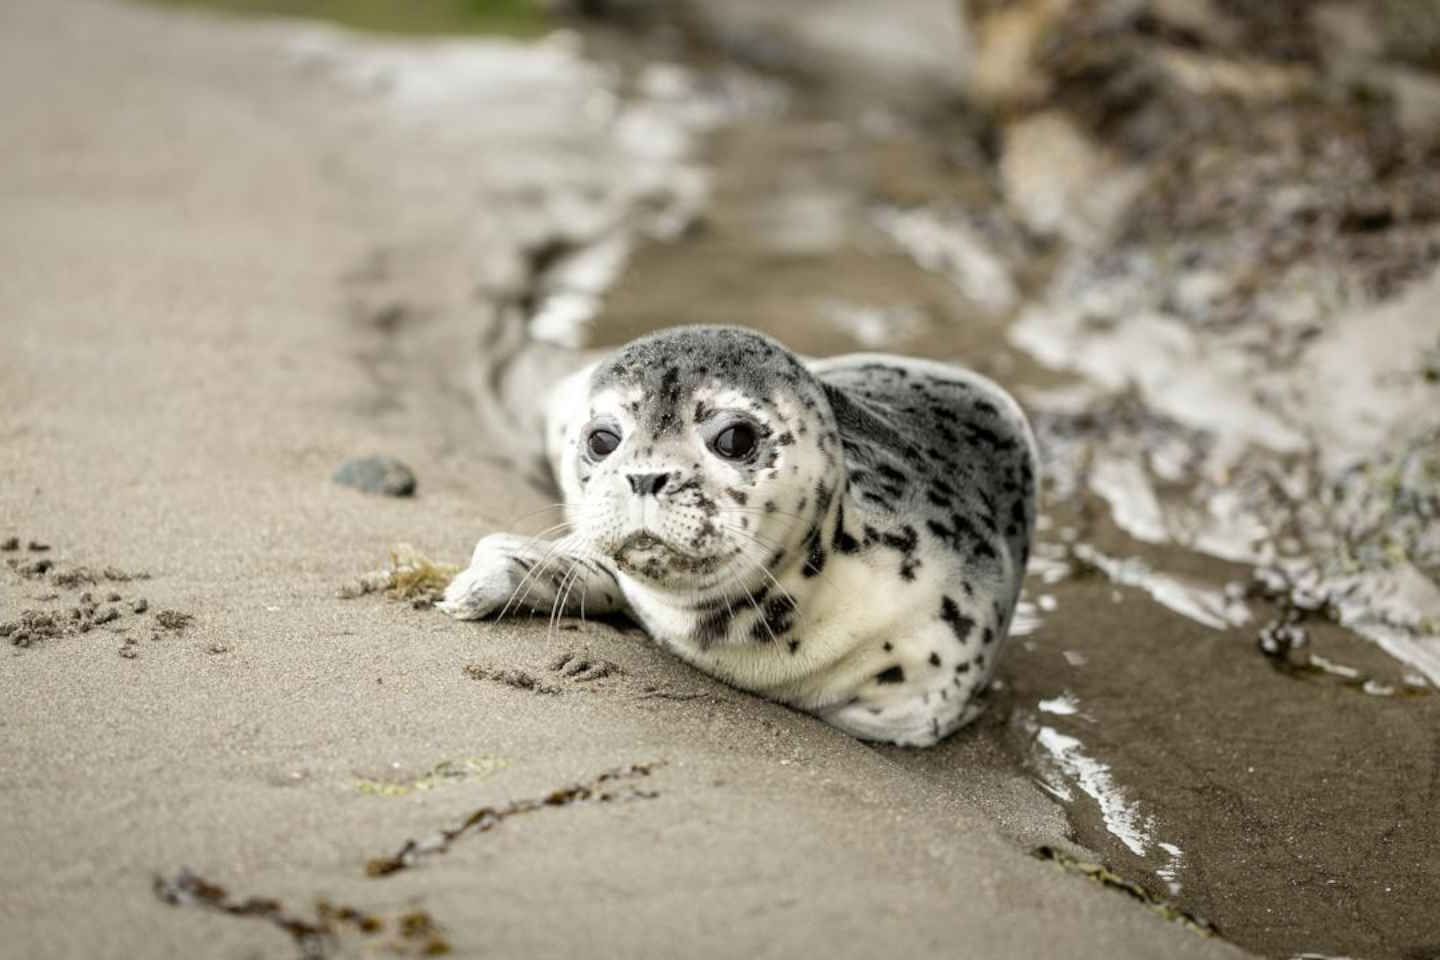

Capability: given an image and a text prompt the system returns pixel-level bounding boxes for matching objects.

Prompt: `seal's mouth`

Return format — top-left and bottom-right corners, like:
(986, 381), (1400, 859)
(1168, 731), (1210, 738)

(618, 531), (668, 554)
(613, 531), (728, 579)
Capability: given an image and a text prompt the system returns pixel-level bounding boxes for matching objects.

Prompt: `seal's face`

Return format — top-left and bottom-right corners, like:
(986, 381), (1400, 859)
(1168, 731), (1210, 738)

(565, 327), (841, 597)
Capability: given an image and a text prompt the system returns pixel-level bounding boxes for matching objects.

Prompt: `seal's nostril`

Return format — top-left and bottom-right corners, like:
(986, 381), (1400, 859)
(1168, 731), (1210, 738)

(627, 472), (671, 496)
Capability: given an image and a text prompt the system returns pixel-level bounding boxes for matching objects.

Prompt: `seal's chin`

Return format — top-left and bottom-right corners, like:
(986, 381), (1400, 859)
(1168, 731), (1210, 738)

(612, 531), (731, 585)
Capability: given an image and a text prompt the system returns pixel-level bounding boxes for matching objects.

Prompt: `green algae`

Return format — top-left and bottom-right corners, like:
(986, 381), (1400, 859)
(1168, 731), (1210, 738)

(142, 0), (546, 38)
(1034, 846), (1217, 937)
(336, 544), (459, 605)
(354, 756), (509, 797)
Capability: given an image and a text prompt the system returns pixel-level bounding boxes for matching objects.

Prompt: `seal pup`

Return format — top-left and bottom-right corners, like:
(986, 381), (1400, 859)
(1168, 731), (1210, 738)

(440, 326), (1038, 746)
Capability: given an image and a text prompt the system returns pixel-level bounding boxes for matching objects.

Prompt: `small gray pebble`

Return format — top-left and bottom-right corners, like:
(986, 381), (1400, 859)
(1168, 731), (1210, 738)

(333, 455), (417, 497)
(131, 597), (148, 614)
(1, 536), (18, 551)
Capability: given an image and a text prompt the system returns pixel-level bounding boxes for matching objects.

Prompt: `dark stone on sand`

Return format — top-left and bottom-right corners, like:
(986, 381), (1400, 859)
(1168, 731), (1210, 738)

(333, 455), (417, 498)
(1, 536), (18, 551)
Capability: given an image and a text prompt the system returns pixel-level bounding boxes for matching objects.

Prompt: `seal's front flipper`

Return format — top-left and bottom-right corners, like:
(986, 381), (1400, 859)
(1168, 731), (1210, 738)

(437, 532), (623, 621)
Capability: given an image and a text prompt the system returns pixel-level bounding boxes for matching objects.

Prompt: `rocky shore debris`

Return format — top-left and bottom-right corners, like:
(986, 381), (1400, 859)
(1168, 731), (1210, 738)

(333, 455), (417, 497)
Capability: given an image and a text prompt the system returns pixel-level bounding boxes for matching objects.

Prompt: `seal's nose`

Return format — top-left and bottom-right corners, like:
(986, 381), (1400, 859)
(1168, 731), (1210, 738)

(627, 472), (671, 497)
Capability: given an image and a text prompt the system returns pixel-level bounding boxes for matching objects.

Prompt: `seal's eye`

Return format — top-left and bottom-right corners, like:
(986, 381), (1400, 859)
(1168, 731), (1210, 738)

(587, 428), (621, 458)
(711, 423), (757, 460)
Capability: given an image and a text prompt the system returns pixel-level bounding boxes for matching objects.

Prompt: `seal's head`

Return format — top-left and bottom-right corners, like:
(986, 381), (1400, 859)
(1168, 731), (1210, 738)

(564, 326), (842, 596)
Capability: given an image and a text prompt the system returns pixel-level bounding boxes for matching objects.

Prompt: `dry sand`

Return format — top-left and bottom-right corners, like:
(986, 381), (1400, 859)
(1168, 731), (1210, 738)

(0, 1), (1252, 957)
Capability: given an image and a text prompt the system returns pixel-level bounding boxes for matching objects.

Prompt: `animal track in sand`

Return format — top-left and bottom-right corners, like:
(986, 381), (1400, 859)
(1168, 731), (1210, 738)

(548, 650), (621, 682)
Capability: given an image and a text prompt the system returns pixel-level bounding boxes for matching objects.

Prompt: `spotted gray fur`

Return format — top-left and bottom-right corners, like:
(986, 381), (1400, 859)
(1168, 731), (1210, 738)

(440, 326), (1038, 747)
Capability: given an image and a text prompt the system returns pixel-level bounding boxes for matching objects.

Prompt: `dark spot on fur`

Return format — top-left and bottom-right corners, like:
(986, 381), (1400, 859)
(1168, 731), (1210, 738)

(928, 652), (941, 667)
(939, 596), (976, 646)
(752, 594), (797, 641)
(833, 504), (860, 554)
(875, 463), (907, 486)
(692, 609), (732, 650)
(881, 525), (918, 555)
(802, 527), (827, 578)
(815, 481), (834, 514)
(964, 422), (1015, 452)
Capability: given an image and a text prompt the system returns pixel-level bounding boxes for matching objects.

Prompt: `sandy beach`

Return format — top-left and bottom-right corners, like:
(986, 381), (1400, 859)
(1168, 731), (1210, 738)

(4, 1), (1439, 958)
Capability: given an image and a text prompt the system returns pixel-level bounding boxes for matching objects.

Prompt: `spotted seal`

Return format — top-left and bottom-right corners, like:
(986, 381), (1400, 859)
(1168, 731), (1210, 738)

(440, 326), (1037, 746)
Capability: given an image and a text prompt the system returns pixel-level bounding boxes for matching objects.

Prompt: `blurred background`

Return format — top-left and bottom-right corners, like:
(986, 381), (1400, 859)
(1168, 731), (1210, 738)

(7, 1), (1440, 957)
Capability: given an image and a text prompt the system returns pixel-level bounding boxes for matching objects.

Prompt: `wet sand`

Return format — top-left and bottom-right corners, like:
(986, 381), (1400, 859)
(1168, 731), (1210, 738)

(0, 1), (1252, 958)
